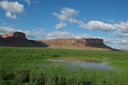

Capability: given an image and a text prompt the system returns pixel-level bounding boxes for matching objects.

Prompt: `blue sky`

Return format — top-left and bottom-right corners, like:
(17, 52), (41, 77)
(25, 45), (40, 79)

(0, 0), (128, 49)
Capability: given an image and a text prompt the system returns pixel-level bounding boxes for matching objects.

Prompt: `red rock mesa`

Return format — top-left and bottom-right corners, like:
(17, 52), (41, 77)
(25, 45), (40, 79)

(0, 32), (25, 38)
(36, 38), (103, 44)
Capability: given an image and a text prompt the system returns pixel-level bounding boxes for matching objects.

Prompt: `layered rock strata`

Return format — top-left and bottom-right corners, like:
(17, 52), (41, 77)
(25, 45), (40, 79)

(0, 32), (117, 51)
(36, 38), (103, 44)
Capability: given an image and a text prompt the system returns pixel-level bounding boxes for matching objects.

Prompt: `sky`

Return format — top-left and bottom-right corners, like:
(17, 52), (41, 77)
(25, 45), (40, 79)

(0, 0), (128, 49)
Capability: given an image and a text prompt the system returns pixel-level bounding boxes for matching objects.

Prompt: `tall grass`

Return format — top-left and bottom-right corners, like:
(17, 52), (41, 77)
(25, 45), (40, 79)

(0, 46), (128, 84)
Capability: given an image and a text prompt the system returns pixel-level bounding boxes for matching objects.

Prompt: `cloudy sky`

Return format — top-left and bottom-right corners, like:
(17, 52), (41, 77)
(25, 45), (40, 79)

(0, 0), (128, 49)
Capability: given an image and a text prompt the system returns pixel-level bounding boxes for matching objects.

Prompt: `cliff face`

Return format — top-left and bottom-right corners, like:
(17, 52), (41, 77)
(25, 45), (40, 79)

(36, 38), (103, 44)
(34, 38), (116, 51)
(0, 32), (35, 47)
(0, 32), (25, 38)
(0, 32), (117, 51)
(0, 32), (103, 44)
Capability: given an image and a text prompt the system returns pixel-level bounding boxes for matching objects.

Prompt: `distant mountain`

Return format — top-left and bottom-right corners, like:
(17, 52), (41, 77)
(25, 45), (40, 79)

(0, 32), (119, 51)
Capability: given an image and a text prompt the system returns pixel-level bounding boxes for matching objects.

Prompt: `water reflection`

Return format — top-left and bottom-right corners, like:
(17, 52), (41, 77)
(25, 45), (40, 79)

(47, 59), (114, 70)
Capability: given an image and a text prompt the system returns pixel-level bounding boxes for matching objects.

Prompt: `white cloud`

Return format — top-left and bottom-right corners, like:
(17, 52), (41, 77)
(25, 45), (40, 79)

(0, 26), (21, 35)
(24, 0), (31, 6)
(78, 20), (88, 27)
(55, 22), (67, 30)
(0, 26), (45, 39)
(24, 29), (46, 39)
(76, 33), (94, 39)
(78, 20), (128, 37)
(68, 18), (78, 23)
(79, 21), (115, 31)
(102, 37), (128, 45)
(111, 21), (128, 38)
(0, 1), (24, 13)
(5, 11), (19, 20)
(53, 7), (80, 23)
(53, 12), (68, 21)
(0, 1), (25, 20)
(60, 7), (79, 18)
(114, 21), (128, 33)
(46, 31), (75, 39)
(113, 31), (128, 37)
(24, 31), (36, 38)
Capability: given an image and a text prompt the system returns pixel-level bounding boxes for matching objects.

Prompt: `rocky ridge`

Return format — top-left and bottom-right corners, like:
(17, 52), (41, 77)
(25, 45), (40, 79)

(0, 32), (118, 51)
(0, 32), (35, 47)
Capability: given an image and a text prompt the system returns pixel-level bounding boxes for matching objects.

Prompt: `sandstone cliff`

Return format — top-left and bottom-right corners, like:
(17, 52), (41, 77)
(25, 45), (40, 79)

(0, 32), (35, 47)
(0, 32), (25, 38)
(34, 38), (115, 51)
(0, 32), (117, 51)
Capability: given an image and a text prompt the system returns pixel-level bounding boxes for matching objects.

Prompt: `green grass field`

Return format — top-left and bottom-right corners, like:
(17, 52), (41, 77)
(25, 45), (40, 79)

(0, 46), (128, 85)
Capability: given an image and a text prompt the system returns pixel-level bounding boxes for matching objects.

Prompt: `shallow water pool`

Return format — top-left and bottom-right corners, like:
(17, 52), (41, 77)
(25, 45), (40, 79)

(47, 59), (114, 70)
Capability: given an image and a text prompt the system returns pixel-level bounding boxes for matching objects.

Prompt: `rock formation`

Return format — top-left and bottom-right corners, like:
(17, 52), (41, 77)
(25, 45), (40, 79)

(0, 32), (35, 47)
(0, 32), (118, 51)
(0, 32), (25, 38)
(35, 38), (103, 44)
(34, 38), (117, 51)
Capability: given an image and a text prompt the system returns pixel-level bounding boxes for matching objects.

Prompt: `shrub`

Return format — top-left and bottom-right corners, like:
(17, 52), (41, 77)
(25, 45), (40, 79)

(29, 69), (44, 85)
(51, 54), (59, 57)
(15, 68), (30, 82)
(0, 66), (14, 80)
(42, 54), (45, 56)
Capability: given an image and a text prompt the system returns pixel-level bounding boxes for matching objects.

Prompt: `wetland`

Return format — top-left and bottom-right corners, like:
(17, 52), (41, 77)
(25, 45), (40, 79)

(47, 58), (114, 70)
(0, 46), (128, 85)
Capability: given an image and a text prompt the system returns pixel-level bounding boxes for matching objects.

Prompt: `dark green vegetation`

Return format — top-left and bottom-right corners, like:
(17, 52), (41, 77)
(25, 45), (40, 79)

(0, 46), (128, 85)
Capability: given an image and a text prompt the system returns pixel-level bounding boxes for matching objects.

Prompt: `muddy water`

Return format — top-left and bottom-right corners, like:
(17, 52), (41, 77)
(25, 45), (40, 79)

(47, 59), (114, 70)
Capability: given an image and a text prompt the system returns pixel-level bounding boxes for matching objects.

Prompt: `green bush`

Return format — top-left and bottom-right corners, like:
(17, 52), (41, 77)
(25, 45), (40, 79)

(15, 68), (30, 82)
(29, 69), (44, 85)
